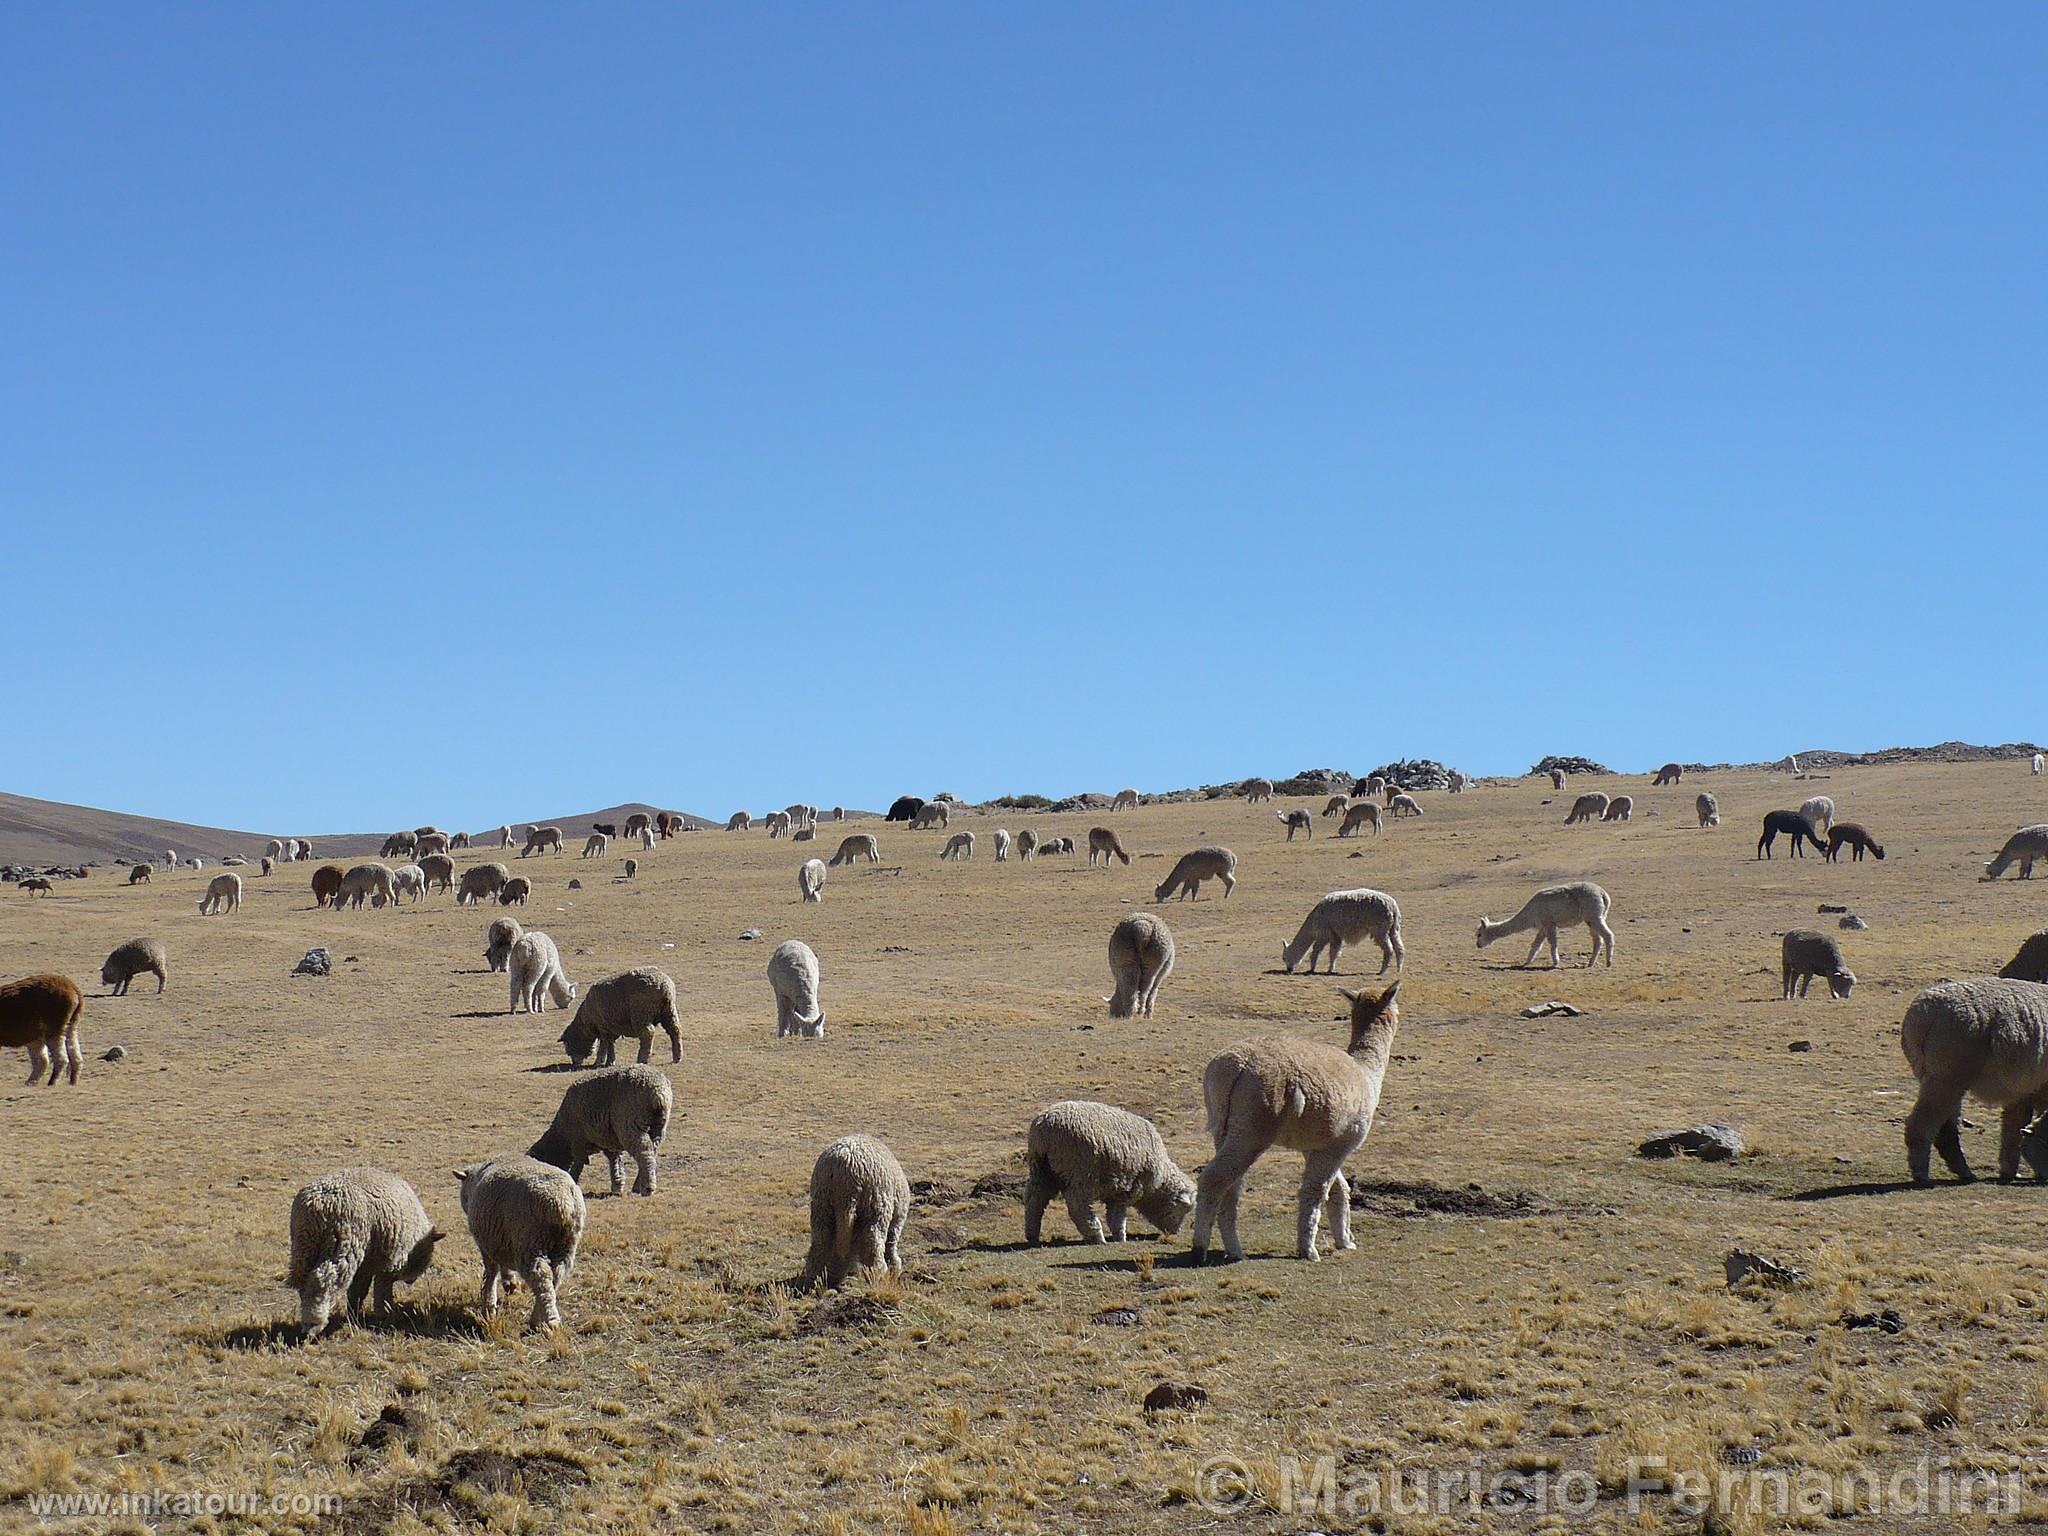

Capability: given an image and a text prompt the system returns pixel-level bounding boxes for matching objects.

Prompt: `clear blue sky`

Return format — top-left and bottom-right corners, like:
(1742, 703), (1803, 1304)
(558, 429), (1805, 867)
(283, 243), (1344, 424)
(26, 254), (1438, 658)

(8, 5), (2042, 831)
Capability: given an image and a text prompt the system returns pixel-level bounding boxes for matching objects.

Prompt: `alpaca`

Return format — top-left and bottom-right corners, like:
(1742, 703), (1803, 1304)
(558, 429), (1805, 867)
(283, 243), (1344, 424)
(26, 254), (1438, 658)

(2035, 754), (2044, 777)
(1758, 810), (1829, 859)
(1781, 930), (1855, 999)
(1563, 793), (1608, 825)
(1087, 827), (1130, 866)
(1985, 826), (2048, 881)
(1824, 823), (1885, 863)
(1241, 778), (1274, 804)
(1105, 913), (1174, 1018)
(1475, 881), (1614, 968)
(1281, 890), (1403, 976)
(1322, 794), (1350, 818)
(1277, 809), (1312, 841)
(1901, 978), (2048, 1183)
(1337, 802), (1381, 838)
(1389, 793), (1423, 818)
(1653, 762), (1683, 786)
(1191, 982), (1399, 1262)
(1799, 796), (1836, 835)
(829, 834), (880, 867)
(1154, 847), (1237, 902)
(940, 831), (975, 860)
(1111, 788), (1139, 812)
(1696, 793), (1720, 828)
(1600, 795), (1633, 823)
(1549, 768), (1566, 791)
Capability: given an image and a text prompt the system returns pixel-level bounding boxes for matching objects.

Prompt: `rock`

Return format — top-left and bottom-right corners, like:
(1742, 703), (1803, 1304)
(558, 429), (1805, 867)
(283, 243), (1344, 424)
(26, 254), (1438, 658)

(1365, 759), (1460, 792)
(1049, 792), (1112, 813)
(293, 948), (332, 977)
(1519, 1001), (1585, 1018)
(1788, 1039), (1813, 1053)
(1638, 1121), (1744, 1161)
(1143, 1382), (1208, 1412)
(1839, 914), (1868, 930)
(1841, 1308), (1904, 1334)
(1724, 1249), (1804, 1287)
(1818, 903), (1849, 914)
(100, 1045), (127, 1062)
(1530, 754), (1612, 777)
(1273, 768), (1354, 796)
(739, 928), (763, 941)
(1091, 1306), (1142, 1328)
(567, 879), (581, 890)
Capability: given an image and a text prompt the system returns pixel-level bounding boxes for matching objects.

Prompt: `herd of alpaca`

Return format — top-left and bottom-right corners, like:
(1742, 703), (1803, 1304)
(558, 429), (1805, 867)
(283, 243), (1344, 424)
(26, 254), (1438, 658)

(9, 755), (2048, 1343)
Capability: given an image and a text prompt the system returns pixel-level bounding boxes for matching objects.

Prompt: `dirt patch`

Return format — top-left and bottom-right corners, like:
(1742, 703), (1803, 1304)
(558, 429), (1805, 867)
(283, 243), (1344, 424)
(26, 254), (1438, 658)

(330, 1449), (587, 1533)
(797, 1294), (894, 1334)
(1348, 1179), (1556, 1219)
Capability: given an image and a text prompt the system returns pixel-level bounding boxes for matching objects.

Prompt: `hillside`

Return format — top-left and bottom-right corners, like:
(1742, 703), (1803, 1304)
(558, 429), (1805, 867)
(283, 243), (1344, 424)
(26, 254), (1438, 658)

(0, 793), (722, 870)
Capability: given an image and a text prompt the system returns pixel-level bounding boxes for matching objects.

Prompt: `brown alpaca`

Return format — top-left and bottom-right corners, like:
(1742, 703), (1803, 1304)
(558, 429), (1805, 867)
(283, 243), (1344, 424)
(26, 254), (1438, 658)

(1192, 982), (1399, 1262)
(19, 878), (52, 896)
(1824, 823), (1885, 863)
(1087, 827), (1131, 867)
(0, 974), (85, 1085)
(127, 865), (151, 886)
(1652, 762), (1683, 786)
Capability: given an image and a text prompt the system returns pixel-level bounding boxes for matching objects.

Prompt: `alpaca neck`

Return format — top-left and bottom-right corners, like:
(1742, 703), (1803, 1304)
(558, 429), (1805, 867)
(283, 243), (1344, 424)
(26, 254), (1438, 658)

(1346, 1017), (1398, 1074)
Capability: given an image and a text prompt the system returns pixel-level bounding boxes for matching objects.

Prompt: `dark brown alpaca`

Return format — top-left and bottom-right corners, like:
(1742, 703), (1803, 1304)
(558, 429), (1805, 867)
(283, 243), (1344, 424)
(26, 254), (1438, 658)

(1825, 823), (1886, 863)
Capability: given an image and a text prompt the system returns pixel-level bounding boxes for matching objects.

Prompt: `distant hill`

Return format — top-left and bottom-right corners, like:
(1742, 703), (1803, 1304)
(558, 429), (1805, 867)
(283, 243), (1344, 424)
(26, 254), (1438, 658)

(0, 793), (723, 870)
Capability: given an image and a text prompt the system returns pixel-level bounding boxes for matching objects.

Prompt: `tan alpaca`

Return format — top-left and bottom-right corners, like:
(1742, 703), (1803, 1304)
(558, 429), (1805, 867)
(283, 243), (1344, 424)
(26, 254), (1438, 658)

(1191, 982), (1400, 1262)
(1337, 801), (1381, 838)
(1563, 792), (1608, 825)
(1110, 788), (1139, 812)
(1476, 881), (1614, 968)
(1087, 827), (1131, 866)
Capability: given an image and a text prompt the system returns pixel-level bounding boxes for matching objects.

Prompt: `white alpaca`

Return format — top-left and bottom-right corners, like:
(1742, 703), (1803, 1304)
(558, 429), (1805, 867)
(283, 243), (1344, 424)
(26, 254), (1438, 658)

(1476, 881), (1613, 968)
(1798, 796), (1836, 834)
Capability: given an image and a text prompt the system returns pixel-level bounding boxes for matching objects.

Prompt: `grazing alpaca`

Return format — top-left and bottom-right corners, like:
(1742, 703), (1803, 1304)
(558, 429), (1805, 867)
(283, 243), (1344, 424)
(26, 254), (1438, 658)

(1337, 802), (1381, 838)
(1985, 826), (2048, 881)
(1757, 810), (1829, 859)
(1696, 793), (1720, 828)
(1086, 827), (1130, 867)
(1824, 823), (1885, 863)
(1652, 762), (1683, 786)
(1281, 889), (1404, 976)
(1564, 793), (1608, 825)
(1600, 795), (1632, 822)
(1154, 847), (1237, 902)
(1276, 809), (1312, 841)
(1322, 794), (1350, 818)
(1475, 881), (1614, 968)
(1110, 788), (1139, 812)
(1105, 913), (1174, 1018)
(1389, 793), (1423, 818)
(1781, 930), (1855, 999)
(1241, 778), (1274, 804)
(1191, 982), (1400, 1262)
(1799, 796), (1836, 835)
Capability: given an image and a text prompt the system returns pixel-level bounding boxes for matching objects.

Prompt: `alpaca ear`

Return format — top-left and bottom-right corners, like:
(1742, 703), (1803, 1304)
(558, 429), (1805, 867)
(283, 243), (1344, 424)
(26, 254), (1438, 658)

(427, 1228), (446, 1243)
(1339, 987), (1361, 1004)
(453, 1170), (469, 1184)
(1380, 981), (1401, 1004)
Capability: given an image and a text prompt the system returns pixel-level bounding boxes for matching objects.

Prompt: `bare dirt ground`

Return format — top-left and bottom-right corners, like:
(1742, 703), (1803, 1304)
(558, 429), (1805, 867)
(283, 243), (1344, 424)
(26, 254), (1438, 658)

(2, 763), (2045, 1533)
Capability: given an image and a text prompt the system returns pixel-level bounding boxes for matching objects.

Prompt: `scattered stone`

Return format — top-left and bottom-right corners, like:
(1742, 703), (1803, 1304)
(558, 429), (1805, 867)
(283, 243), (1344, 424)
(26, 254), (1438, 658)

(797, 1294), (892, 1334)
(1818, 903), (1849, 914)
(293, 948), (332, 977)
(1788, 1040), (1813, 1053)
(1839, 914), (1868, 930)
(100, 1045), (127, 1062)
(1924, 1407), (1958, 1431)
(1725, 1249), (1805, 1288)
(739, 928), (763, 941)
(567, 879), (581, 890)
(1092, 1306), (1142, 1328)
(1841, 1309), (1904, 1334)
(1638, 1122), (1744, 1161)
(1364, 759), (1461, 792)
(1143, 1382), (1207, 1412)
(1519, 1001), (1585, 1019)
(1721, 1444), (1765, 1467)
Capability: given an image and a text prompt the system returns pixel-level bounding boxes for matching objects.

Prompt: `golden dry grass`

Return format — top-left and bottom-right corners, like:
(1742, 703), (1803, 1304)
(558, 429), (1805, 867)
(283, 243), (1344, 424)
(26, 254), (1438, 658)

(3, 763), (2047, 1533)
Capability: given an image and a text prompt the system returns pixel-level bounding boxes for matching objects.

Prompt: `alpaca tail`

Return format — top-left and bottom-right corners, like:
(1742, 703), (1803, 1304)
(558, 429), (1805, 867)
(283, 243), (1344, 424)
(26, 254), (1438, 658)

(1203, 1058), (1249, 1143)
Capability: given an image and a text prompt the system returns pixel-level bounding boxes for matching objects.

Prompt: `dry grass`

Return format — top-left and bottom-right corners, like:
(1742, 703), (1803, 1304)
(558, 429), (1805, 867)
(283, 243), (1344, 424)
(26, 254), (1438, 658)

(3, 763), (2048, 1532)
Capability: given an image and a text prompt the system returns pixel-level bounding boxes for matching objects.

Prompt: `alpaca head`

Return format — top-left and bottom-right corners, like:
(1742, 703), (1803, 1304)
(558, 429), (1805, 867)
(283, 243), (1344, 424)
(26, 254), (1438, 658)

(1339, 981), (1400, 1050)
(1826, 968), (1856, 1000)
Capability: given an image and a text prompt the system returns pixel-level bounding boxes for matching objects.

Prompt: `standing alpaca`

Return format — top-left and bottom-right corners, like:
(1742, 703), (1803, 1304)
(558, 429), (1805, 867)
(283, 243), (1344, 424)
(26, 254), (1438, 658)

(1, 974), (85, 1085)
(798, 858), (828, 902)
(1277, 809), (1313, 841)
(1549, 768), (1566, 792)
(2034, 754), (2044, 776)
(1600, 795), (1633, 823)
(1281, 890), (1404, 976)
(1475, 881), (1614, 968)
(1105, 913), (1174, 1018)
(1901, 978), (2048, 1183)
(1111, 788), (1139, 812)
(1241, 778), (1274, 804)
(800, 1135), (911, 1290)
(1696, 793), (1720, 828)
(829, 834), (880, 867)
(1192, 982), (1400, 1263)
(1337, 802), (1381, 838)
(940, 831), (975, 861)
(1389, 793), (1423, 818)
(1154, 847), (1237, 902)
(1799, 796), (1836, 835)
(1087, 827), (1131, 866)
(1781, 931), (1855, 999)
(1653, 762), (1683, 786)
(1563, 793), (1608, 825)
(1758, 810), (1829, 859)
(1322, 794), (1350, 818)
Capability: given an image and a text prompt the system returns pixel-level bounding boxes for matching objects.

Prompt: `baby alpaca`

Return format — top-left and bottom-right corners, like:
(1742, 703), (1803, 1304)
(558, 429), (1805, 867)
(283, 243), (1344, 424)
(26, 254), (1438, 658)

(1024, 1101), (1194, 1244)
(1825, 823), (1885, 862)
(1281, 889), (1404, 976)
(1277, 809), (1312, 840)
(1781, 930), (1855, 999)
(456, 1155), (585, 1331)
(829, 834), (880, 867)
(800, 1134), (911, 1290)
(1600, 795), (1633, 822)
(940, 831), (975, 860)
(1192, 981), (1400, 1262)
(1106, 913), (1175, 1019)
(287, 1167), (443, 1338)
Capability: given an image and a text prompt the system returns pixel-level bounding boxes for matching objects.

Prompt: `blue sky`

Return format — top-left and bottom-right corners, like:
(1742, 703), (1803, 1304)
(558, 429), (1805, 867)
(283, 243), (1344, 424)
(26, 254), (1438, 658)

(7, 5), (2042, 830)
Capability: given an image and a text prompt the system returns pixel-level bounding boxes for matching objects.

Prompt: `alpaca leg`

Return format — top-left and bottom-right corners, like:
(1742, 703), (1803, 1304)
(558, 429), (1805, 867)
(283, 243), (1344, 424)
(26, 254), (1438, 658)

(1024, 1163), (1057, 1245)
(1193, 1143), (1259, 1263)
(1106, 1203), (1129, 1241)
(1997, 1101), (2033, 1183)
(346, 1264), (375, 1318)
(1522, 932), (1544, 969)
(1296, 1147), (1350, 1260)
(885, 1209), (906, 1271)
(1217, 1181), (1245, 1262)
(632, 1142), (657, 1196)
(1064, 1190), (1107, 1243)
(854, 1222), (888, 1275)
(372, 1274), (395, 1316)
(524, 1260), (561, 1331)
(1594, 919), (1613, 967)
(1323, 1170), (1354, 1252)
(1380, 926), (1402, 975)
(1323, 937), (1343, 974)
(1906, 1086), (1968, 1184)
(777, 995), (793, 1037)
(608, 1153), (626, 1196)
(1547, 927), (1563, 968)
(479, 1266), (503, 1316)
